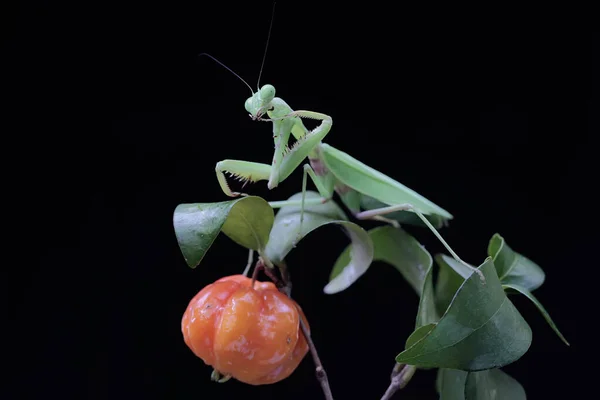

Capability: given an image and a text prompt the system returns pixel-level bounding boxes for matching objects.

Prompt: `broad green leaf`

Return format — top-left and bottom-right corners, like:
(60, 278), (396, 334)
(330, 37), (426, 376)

(436, 369), (468, 400)
(265, 191), (348, 264)
(434, 254), (473, 315)
(408, 258), (439, 371)
(503, 283), (569, 346)
(396, 258), (532, 371)
(359, 195), (449, 229)
(465, 368), (526, 400)
(330, 225), (432, 296)
(488, 233), (545, 291)
(436, 368), (526, 400)
(323, 222), (374, 294)
(269, 191), (349, 221)
(264, 191), (373, 294)
(173, 196), (274, 268)
(437, 254), (474, 280)
(416, 261), (439, 328)
(405, 323), (435, 349)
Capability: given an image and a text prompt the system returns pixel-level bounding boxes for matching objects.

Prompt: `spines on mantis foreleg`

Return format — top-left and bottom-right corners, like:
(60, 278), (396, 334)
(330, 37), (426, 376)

(215, 160), (272, 196)
(283, 132), (312, 156)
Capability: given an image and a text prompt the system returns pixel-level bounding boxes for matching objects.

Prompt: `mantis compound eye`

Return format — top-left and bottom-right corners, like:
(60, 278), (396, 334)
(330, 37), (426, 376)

(259, 84), (275, 102)
(244, 98), (253, 113)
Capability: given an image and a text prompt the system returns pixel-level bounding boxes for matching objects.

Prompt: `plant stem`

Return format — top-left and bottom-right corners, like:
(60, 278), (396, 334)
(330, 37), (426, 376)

(250, 260), (261, 288)
(242, 249), (254, 276)
(380, 363), (417, 400)
(255, 259), (333, 400)
(299, 315), (334, 400)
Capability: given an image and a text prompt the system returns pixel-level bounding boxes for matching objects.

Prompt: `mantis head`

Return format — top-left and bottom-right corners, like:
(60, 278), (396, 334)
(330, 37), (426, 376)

(245, 84), (276, 120)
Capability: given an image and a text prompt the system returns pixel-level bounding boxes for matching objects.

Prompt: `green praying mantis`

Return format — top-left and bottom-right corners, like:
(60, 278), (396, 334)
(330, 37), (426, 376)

(214, 83), (481, 279)
(201, 14), (482, 281)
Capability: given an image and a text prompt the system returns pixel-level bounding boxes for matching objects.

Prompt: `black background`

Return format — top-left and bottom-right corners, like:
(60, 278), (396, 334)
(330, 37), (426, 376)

(6, 2), (596, 399)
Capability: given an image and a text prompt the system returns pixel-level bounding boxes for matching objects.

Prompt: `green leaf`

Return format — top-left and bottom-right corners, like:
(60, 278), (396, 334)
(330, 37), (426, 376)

(416, 261), (439, 328)
(173, 196), (274, 268)
(434, 254), (472, 315)
(264, 191), (373, 294)
(407, 260), (439, 371)
(488, 233), (545, 291)
(436, 369), (468, 400)
(270, 191), (349, 222)
(436, 368), (526, 400)
(359, 195), (449, 229)
(396, 258), (532, 371)
(330, 225), (433, 296)
(437, 254), (474, 280)
(465, 368), (526, 400)
(334, 225), (438, 352)
(405, 323), (435, 349)
(503, 283), (569, 346)
(264, 191), (347, 264)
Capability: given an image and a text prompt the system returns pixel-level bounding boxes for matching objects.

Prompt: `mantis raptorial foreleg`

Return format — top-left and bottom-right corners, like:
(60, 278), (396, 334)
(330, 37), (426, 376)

(215, 160), (272, 197)
(216, 106), (334, 244)
(216, 108), (332, 198)
(268, 111), (334, 235)
(356, 204), (484, 281)
(265, 110), (332, 188)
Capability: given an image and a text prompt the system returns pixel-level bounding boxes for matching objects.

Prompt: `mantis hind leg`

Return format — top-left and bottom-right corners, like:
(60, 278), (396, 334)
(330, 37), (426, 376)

(215, 160), (272, 197)
(355, 204), (485, 282)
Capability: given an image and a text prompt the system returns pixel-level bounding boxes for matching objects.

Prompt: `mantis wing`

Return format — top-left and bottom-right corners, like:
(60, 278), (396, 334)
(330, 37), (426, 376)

(320, 143), (453, 219)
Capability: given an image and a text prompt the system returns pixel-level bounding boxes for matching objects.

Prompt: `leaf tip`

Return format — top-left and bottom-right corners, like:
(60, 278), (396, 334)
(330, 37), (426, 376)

(322, 278), (346, 295)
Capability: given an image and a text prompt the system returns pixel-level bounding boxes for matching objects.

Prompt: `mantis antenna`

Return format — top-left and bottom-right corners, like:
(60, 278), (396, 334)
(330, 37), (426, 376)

(256, 2), (277, 91)
(197, 52), (254, 95)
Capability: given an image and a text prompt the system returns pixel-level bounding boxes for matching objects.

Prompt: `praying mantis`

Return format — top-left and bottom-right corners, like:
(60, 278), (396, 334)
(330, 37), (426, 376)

(211, 81), (480, 279)
(202, 12), (481, 280)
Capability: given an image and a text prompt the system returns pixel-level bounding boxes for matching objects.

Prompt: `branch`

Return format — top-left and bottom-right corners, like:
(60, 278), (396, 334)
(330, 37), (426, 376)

(380, 363), (417, 400)
(299, 314), (334, 400)
(255, 259), (334, 400)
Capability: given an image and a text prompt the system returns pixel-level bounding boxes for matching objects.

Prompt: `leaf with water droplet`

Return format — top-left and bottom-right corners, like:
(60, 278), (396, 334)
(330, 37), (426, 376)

(396, 258), (532, 371)
(264, 191), (373, 294)
(173, 196), (274, 268)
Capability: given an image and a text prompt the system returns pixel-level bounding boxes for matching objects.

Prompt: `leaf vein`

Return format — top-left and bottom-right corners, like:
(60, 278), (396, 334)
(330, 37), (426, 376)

(237, 206), (263, 250)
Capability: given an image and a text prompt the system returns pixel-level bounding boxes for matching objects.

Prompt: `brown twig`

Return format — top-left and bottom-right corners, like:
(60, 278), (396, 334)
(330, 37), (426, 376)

(299, 314), (334, 400)
(253, 259), (333, 400)
(380, 362), (417, 400)
(250, 259), (261, 288)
